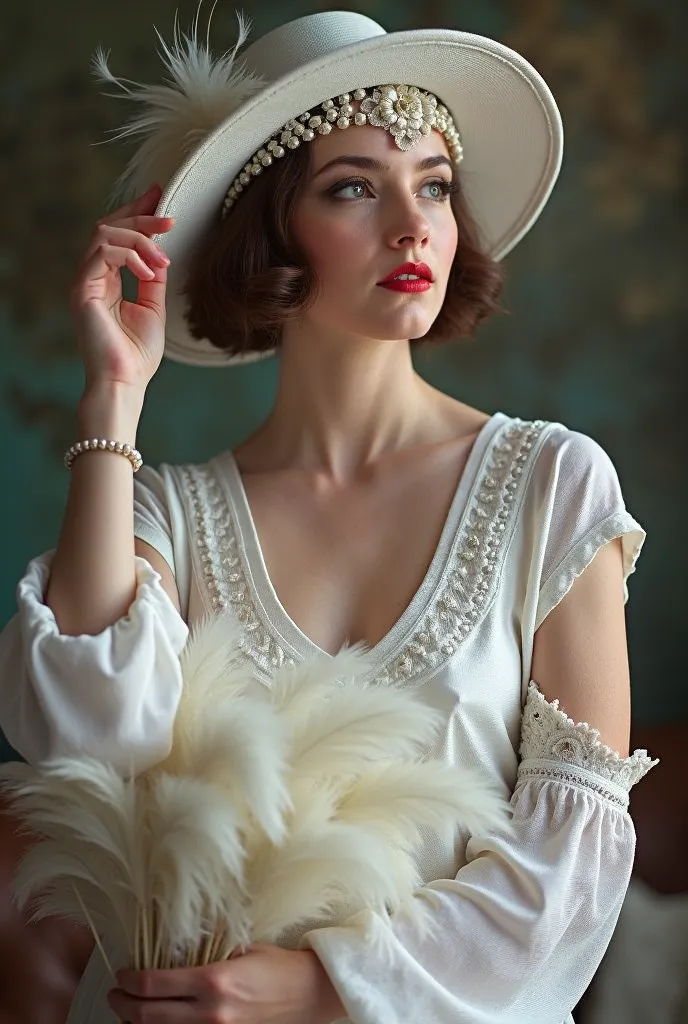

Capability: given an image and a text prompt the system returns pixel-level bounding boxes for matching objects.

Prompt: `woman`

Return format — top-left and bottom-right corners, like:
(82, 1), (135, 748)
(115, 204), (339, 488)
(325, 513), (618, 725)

(0, 10), (657, 1024)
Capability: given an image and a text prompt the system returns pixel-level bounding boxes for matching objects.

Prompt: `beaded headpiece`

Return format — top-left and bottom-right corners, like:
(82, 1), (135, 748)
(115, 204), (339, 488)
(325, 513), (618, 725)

(222, 84), (463, 215)
(92, 17), (462, 223)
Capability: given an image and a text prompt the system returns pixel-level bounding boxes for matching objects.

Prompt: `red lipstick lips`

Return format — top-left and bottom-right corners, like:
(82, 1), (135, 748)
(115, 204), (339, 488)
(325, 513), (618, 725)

(378, 262), (433, 293)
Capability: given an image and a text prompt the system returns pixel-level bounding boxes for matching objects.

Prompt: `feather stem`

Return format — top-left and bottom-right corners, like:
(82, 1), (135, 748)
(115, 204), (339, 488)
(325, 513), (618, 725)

(223, 933), (238, 962)
(141, 902), (150, 968)
(223, 931), (243, 962)
(143, 904), (149, 969)
(201, 928), (214, 966)
(210, 927), (225, 964)
(71, 881), (117, 982)
(206, 0), (220, 54)
(153, 906), (159, 968)
(215, 927), (228, 962)
(152, 904), (164, 968)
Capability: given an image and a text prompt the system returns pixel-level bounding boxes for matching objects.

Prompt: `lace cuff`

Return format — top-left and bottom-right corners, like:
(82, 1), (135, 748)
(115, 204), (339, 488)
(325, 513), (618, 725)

(517, 681), (659, 810)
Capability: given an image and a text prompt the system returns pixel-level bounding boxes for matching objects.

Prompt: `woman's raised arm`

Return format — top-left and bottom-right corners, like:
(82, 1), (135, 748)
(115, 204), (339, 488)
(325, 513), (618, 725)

(46, 184), (178, 635)
(0, 186), (187, 771)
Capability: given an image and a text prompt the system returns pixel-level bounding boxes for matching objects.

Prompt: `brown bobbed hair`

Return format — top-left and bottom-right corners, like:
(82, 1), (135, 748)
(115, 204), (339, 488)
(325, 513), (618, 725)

(184, 141), (504, 359)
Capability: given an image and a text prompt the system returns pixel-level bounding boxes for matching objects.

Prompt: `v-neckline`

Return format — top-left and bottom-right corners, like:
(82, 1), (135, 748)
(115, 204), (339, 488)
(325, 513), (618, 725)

(212, 411), (508, 664)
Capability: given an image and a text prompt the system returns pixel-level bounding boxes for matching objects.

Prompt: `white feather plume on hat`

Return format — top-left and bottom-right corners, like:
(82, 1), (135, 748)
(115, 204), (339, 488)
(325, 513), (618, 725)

(91, 1), (265, 207)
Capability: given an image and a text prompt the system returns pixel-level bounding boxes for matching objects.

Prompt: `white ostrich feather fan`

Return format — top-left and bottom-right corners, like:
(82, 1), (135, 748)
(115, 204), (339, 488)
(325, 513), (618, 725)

(0, 610), (513, 974)
(91, 1), (266, 206)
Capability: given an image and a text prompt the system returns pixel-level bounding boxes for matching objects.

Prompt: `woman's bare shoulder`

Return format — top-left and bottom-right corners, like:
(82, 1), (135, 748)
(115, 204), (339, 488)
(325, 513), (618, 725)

(434, 392), (494, 440)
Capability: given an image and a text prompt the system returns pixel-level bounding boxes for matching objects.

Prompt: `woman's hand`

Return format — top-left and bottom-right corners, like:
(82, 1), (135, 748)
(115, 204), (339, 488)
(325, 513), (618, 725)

(107, 943), (347, 1024)
(70, 183), (175, 393)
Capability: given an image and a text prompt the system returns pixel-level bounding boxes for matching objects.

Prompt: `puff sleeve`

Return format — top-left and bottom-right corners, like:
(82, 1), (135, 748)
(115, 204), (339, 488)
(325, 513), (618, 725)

(300, 684), (658, 1024)
(0, 466), (188, 774)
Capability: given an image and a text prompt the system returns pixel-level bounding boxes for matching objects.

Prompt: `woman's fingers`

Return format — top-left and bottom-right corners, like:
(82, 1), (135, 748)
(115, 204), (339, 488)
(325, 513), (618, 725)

(97, 214), (175, 239)
(71, 240), (169, 329)
(73, 243), (166, 305)
(96, 187), (176, 240)
(83, 225), (171, 270)
(117, 214), (176, 235)
(107, 990), (193, 1022)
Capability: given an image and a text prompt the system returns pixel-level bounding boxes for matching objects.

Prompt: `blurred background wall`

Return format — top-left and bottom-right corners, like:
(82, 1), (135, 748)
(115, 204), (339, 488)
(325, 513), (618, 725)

(1, 0), (686, 766)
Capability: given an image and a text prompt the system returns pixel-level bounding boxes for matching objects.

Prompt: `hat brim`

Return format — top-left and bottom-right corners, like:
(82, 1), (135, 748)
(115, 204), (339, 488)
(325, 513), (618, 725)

(154, 28), (563, 367)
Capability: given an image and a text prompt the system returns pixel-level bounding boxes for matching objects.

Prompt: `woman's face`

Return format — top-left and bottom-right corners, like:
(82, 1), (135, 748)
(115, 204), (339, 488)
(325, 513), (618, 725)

(290, 124), (459, 344)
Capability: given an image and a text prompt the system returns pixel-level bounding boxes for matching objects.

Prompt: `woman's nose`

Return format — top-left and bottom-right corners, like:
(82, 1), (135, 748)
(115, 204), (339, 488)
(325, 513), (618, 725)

(385, 201), (431, 250)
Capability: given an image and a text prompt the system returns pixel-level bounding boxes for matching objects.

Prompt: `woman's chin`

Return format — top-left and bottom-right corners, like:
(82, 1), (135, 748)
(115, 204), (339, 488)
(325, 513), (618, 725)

(366, 314), (437, 342)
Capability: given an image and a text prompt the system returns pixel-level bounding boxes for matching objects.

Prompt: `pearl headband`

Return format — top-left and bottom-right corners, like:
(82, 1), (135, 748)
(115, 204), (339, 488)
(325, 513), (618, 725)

(222, 84), (463, 216)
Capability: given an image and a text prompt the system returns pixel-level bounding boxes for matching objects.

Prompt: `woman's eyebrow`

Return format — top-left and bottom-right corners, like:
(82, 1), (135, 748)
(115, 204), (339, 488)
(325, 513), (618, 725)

(312, 154), (453, 179)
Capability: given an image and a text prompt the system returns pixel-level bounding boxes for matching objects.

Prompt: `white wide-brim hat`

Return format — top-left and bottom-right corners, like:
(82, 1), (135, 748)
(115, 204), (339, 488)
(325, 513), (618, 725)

(99, 9), (563, 368)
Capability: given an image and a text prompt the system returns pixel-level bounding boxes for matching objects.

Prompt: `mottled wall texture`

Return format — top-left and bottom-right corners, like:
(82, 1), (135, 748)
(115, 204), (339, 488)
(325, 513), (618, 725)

(1, 0), (686, 761)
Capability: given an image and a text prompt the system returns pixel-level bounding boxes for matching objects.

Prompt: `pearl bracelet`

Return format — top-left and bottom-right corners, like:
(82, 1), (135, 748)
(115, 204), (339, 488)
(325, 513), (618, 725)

(64, 438), (143, 472)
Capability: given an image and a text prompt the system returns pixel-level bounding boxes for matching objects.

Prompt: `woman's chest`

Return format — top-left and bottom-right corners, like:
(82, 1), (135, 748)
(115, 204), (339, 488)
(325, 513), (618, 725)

(179, 415), (547, 685)
(237, 438), (478, 657)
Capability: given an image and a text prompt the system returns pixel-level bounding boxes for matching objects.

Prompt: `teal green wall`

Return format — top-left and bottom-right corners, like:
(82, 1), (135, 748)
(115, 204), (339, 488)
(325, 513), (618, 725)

(2, 1), (686, 760)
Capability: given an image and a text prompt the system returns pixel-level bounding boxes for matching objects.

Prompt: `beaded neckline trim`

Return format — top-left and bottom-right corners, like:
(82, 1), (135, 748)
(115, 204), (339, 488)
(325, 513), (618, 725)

(179, 417), (548, 686)
(373, 418), (547, 685)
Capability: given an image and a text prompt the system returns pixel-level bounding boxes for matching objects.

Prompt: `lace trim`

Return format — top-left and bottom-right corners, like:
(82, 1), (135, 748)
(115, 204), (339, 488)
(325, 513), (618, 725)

(179, 419), (548, 684)
(517, 763), (633, 808)
(519, 681), (658, 799)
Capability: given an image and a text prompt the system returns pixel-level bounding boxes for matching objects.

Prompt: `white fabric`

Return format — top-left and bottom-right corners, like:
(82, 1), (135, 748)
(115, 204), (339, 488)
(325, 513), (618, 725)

(0, 411), (656, 1024)
(0, 554), (188, 775)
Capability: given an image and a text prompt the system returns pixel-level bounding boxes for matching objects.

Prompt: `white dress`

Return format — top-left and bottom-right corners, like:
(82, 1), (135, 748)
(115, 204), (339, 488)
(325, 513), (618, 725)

(0, 411), (658, 1024)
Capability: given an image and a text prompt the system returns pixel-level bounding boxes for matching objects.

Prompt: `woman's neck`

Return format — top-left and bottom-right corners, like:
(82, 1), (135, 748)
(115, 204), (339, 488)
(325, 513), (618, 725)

(240, 326), (448, 481)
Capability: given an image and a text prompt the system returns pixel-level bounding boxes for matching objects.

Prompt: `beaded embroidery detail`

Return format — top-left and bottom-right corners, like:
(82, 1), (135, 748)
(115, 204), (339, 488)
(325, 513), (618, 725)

(518, 681), (658, 808)
(180, 418), (548, 684)
(373, 419), (547, 685)
(222, 84), (462, 215)
(179, 464), (297, 677)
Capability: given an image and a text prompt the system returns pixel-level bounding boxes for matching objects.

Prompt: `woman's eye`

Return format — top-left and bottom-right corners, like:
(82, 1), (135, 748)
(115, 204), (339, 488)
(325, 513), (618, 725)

(421, 180), (454, 200)
(332, 181), (368, 199)
(328, 178), (456, 201)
